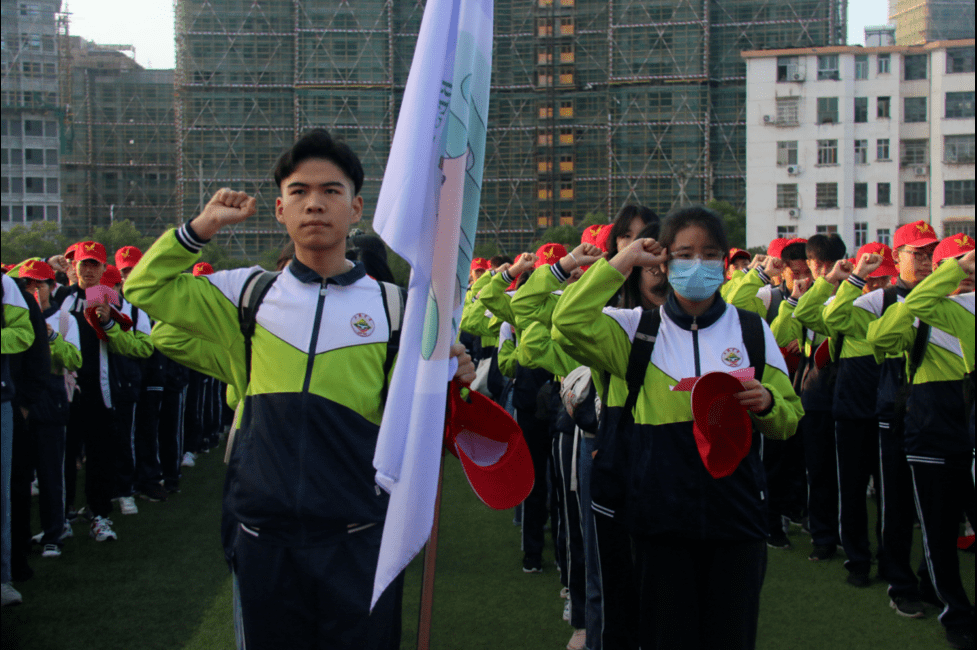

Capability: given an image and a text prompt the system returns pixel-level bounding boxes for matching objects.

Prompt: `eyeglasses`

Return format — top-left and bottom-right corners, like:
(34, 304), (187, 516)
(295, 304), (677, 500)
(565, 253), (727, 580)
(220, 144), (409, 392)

(900, 249), (933, 261)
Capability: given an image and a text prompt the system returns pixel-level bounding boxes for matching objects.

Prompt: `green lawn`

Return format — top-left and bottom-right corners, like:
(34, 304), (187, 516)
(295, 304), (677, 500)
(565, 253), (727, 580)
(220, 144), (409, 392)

(1, 444), (973, 650)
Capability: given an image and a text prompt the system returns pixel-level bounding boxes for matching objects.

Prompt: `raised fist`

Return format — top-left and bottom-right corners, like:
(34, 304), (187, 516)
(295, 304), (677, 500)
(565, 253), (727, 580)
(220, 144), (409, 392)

(854, 253), (883, 279)
(192, 188), (258, 240)
(826, 259), (853, 285)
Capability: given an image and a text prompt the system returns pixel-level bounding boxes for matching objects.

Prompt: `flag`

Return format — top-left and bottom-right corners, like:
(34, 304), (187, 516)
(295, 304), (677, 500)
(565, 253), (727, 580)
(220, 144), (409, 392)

(371, 0), (494, 608)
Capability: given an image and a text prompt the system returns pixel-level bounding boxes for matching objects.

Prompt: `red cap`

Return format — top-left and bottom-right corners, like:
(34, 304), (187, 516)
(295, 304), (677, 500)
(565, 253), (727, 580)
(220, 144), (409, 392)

(690, 372), (752, 479)
(444, 382), (534, 510)
(193, 262), (214, 276)
(932, 233), (975, 266)
(767, 238), (789, 259)
(75, 241), (107, 265)
(581, 224), (604, 247)
(19, 259), (55, 281)
(0, 264), (11, 274)
(470, 257), (491, 272)
(814, 339), (832, 369)
(729, 248), (750, 263)
(65, 243), (78, 261)
(894, 220), (938, 251)
(595, 224), (612, 253)
(534, 243), (568, 269)
(100, 264), (122, 287)
(855, 242), (898, 278)
(779, 347), (801, 375)
(115, 246), (143, 270)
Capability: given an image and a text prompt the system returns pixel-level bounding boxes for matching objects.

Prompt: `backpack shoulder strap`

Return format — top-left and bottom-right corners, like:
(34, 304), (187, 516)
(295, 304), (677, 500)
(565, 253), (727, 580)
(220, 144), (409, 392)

(238, 270), (281, 385)
(881, 285), (898, 315)
(908, 322), (931, 383)
(378, 281), (406, 404)
(736, 307), (766, 383)
(766, 286), (784, 324)
(623, 307), (662, 419)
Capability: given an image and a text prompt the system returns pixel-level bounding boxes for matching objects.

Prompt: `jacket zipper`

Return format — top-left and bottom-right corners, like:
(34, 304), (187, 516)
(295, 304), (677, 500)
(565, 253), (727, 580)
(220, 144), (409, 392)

(691, 315), (701, 376)
(296, 281), (328, 529)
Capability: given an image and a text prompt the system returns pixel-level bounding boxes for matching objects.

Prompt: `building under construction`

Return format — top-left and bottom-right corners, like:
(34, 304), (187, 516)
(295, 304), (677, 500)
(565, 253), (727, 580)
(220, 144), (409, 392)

(175, 0), (846, 257)
(889, 0), (975, 45)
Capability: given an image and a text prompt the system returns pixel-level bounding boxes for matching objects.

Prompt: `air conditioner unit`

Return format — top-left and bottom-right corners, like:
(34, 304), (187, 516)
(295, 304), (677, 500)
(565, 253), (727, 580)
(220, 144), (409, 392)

(792, 71), (805, 81)
(914, 166), (928, 176)
(763, 115), (772, 123)
(788, 208), (800, 219)
(786, 165), (800, 175)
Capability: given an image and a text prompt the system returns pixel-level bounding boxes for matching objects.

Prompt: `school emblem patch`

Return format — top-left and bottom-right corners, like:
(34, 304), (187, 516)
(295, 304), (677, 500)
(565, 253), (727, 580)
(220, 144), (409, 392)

(722, 347), (743, 367)
(351, 313), (375, 337)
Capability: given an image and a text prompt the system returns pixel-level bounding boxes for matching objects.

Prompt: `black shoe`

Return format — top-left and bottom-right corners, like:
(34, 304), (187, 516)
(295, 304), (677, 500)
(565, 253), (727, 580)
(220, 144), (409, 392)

(808, 544), (836, 561)
(846, 572), (871, 588)
(65, 508), (79, 524)
(164, 483), (181, 494)
(919, 588), (943, 608)
(522, 557), (543, 574)
(947, 629), (975, 650)
(767, 532), (791, 549)
(889, 597), (925, 618)
(138, 483), (169, 503)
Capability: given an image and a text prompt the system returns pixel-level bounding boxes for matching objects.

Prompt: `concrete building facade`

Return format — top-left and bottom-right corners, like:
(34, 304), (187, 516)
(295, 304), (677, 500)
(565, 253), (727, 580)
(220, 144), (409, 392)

(889, 0), (975, 46)
(743, 39), (975, 249)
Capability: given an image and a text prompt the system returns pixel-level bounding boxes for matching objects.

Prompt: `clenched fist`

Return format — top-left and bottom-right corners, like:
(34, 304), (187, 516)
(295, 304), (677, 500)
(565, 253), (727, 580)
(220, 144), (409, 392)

(191, 189), (258, 240)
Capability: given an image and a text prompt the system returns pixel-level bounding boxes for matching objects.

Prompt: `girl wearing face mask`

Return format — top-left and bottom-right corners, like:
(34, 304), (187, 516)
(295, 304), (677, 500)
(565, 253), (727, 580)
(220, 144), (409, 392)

(552, 206), (803, 650)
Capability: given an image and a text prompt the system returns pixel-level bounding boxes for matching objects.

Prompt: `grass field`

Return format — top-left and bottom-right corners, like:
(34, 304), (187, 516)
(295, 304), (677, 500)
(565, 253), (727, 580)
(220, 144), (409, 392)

(1, 443), (973, 650)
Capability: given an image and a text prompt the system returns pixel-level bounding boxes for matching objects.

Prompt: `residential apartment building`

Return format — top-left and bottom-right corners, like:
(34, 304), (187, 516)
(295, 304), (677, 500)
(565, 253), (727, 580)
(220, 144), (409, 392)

(0, 0), (63, 231)
(743, 39), (975, 249)
(889, 0), (975, 45)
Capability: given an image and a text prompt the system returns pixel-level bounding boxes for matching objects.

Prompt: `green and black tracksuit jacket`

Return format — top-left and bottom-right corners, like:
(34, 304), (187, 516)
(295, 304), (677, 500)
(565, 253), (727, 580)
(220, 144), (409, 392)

(552, 259), (804, 540)
(126, 224), (397, 546)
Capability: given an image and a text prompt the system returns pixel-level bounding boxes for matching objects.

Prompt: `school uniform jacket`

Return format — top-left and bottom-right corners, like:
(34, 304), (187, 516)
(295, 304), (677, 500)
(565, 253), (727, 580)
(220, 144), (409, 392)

(1, 274), (36, 402)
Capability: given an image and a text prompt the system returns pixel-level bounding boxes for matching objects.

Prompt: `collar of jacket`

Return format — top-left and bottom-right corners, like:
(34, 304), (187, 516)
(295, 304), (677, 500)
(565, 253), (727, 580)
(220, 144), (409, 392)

(41, 304), (60, 319)
(663, 289), (727, 331)
(288, 257), (366, 286)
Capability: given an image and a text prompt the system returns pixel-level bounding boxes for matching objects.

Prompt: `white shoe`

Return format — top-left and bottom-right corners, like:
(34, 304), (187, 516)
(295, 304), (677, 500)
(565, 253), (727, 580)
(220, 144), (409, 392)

(42, 544), (62, 558)
(181, 452), (196, 467)
(1, 583), (23, 606)
(567, 629), (586, 650)
(118, 496), (139, 515)
(30, 479), (39, 496)
(563, 597), (571, 622)
(31, 531), (44, 544)
(90, 516), (118, 542)
(61, 523), (73, 540)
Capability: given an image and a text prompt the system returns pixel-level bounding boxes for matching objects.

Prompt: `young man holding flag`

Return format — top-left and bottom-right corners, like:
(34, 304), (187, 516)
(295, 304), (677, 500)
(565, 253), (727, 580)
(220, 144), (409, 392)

(125, 130), (474, 649)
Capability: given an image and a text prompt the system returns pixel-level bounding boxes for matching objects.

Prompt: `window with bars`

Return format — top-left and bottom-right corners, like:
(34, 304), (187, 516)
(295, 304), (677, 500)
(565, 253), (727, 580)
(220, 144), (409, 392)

(877, 229), (891, 246)
(854, 184), (868, 209)
(854, 222), (868, 246)
(904, 182), (927, 207)
(817, 97), (839, 124)
(776, 141), (798, 165)
(854, 97), (868, 122)
(777, 56), (799, 82)
(817, 139), (838, 165)
(901, 140), (929, 166)
(942, 220), (976, 239)
(904, 97), (927, 123)
(877, 139), (890, 160)
(945, 134), (975, 163)
(776, 98), (800, 124)
(877, 96), (890, 118)
(945, 180), (975, 206)
(854, 140), (868, 164)
(777, 225), (798, 239)
(904, 54), (927, 80)
(855, 55), (869, 79)
(816, 183), (838, 208)
(817, 55), (839, 80)
(877, 182), (891, 205)
(878, 54), (890, 74)
(777, 184), (798, 208)
(946, 92), (975, 119)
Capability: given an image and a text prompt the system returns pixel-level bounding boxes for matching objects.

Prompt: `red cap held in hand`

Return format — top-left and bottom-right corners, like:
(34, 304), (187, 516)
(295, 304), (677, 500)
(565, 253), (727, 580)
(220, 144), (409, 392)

(100, 265), (122, 288)
(690, 372), (753, 479)
(193, 262), (214, 276)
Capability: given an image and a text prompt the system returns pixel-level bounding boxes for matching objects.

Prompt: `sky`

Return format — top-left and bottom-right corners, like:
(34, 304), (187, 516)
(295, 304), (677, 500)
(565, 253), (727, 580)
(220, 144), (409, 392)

(65, 0), (891, 71)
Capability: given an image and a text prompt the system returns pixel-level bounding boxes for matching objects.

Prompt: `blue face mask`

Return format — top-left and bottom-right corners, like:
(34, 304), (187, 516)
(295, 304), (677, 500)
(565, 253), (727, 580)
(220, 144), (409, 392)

(668, 258), (725, 302)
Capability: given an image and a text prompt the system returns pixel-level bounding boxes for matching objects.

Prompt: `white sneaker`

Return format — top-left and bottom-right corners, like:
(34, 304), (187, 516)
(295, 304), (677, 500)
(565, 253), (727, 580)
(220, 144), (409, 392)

(563, 597), (571, 622)
(61, 523), (73, 540)
(90, 516), (118, 542)
(567, 629), (586, 650)
(1, 583), (23, 606)
(41, 544), (62, 558)
(31, 531), (44, 544)
(118, 496), (139, 515)
(30, 479), (39, 496)
(181, 452), (196, 467)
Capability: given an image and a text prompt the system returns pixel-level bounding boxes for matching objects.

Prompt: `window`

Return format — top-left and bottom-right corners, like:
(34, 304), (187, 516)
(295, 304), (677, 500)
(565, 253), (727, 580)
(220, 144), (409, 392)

(942, 220), (976, 239)
(559, 101), (573, 118)
(854, 55), (869, 79)
(901, 140), (929, 166)
(777, 225), (798, 239)
(817, 139), (838, 165)
(23, 120), (43, 136)
(945, 180), (975, 206)
(904, 54), (927, 80)
(945, 134), (975, 163)
(776, 141), (798, 165)
(877, 138), (890, 160)
(537, 18), (552, 36)
(537, 211), (552, 228)
(559, 154), (573, 172)
(8, 148), (21, 165)
(559, 17), (573, 35)
(45, 149), (57, 165)
(854, 185), (868, 209)
(776, 97), (799, 124)
(854, 97), (868, 123)
(537, 132), (552, 146)
(558, 67), (573, 85)
(25, 205), (44, 221)
(854, 222), (868, 245)
(904, 97), (927, 123)
(560, 181), (574, 200)
(854, 139), (868, 164)
(904, 182), (927, 207)
(537, 73), (552, 87)
(817, 97), (838, 123)
(816, 183), (838, 208)
(537, 157), (552, 172)
(44, 121), (56, 137)
(25, 177), (44, 193)
(559, 128), (573, 145)
(877, 229), (891, 246)
(559, 45), (573, 64)
(23, 148), (43, 165)
(877, 182), (891, 205)
(877, 96), (890, 118)
(777, 184), (798, 208)
(537, 47), (552, 65)
(816, 225), (839, 235)
(946, 47), (975, 73)
(817, 55), (839, 80)
(538, 182), (552, 200)
(539, 105), (553, 119)
(945, 91), (975, 118)
(560, 210), (573, 226)
(877, 53), (890, 74)
(777, 56), (799, 81)
(45, 177), (57, 194)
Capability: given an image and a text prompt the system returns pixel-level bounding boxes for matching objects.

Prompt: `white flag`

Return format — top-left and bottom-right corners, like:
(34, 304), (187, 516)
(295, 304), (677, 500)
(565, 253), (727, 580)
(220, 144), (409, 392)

(371, 0), (494, 608)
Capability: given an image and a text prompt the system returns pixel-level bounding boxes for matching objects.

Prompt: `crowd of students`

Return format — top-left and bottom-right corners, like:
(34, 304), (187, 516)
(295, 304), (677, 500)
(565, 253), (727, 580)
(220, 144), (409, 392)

(0, 126), (973, 650)
(0, 245), (231, 609)
(459, 211), (975, 650)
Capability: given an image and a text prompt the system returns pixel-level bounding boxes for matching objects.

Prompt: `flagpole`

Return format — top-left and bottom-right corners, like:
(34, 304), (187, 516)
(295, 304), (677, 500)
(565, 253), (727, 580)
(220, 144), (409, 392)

(417, 446), (446, 650)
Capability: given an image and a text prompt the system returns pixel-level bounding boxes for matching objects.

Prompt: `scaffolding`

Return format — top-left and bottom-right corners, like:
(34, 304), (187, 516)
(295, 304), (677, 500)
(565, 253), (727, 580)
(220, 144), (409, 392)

(173, 0), (846, 258)
(889, 0), (975, 45)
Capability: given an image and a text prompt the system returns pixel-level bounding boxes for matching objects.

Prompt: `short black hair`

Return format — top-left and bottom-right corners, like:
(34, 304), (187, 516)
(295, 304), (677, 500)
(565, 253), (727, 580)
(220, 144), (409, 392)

(273, 129), (364, 195)
(489, 254), (512, 268)
(607, 205), (659, 259)
(622, 221), (666, 309)
(658, 205), (729, 259)
(780, 242), (807, 262)
(806, 233), (847, 263)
